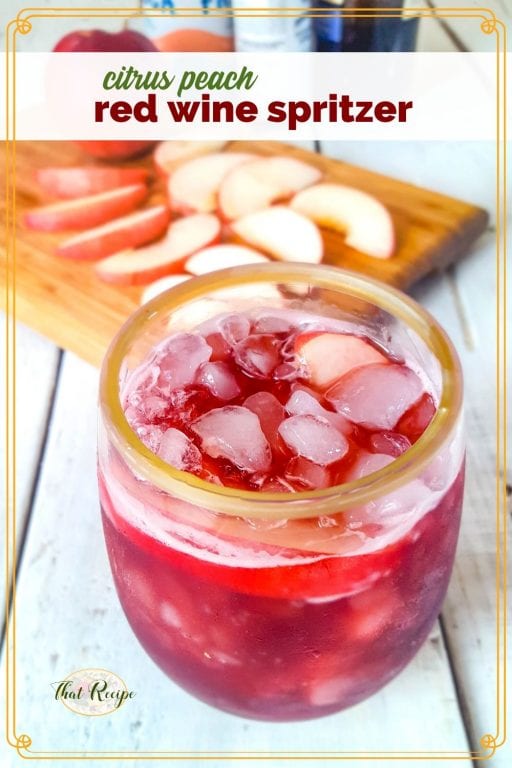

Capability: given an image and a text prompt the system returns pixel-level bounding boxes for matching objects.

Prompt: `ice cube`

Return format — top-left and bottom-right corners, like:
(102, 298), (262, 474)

(197, 361), (241, 401)
(136, 424), (164, 453)
(157, 428), (202, 472)
(278, 415), (349, 466)
(349, 453), (431, 529)
(204, 332), (232, 362)
(285, 389), (351, 434)
(234, 334), (282, 378)
(369, 431), (411, 457)
(285, 456), (331, 490)
(220, 313), (251, 345)
(422, 435), (463, 492)
(258, 475), (296, 493)
(142, 395), (169, 420)
(290, 382), (322, 400)
(348, 585), (403, 640)
(192, 406), (272, 473)
(422, 454), (448, 492)
(160, 601), (184, 630)
(273, 362), (302, 381)
(126, 569), (158, 613)
(157, 333), (212, 391)
(350, 452), (394, 481)
(199, 312), (250, 345)
(124, 404), (142, 429)
(252, 315), (293, 334)
(326, 363), (424, 430)
(122, 360), (160, 404)
(243, 391), (285, 455)
(286, 389), (325, 418)
(367, 479), (430, 523)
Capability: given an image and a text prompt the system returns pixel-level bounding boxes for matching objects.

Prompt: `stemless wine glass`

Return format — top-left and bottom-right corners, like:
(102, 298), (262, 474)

(98, 264), (464, 721)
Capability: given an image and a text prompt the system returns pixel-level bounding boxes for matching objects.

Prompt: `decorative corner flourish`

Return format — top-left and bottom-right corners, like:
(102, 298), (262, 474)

(15, 733), (32, 756)
(480, 733), (497, 758)
(481, 14), (497, 35)
(14, 13), (32, 35)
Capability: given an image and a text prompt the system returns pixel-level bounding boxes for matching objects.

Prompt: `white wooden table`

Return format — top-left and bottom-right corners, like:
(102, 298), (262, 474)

(1, 2), (510, 766)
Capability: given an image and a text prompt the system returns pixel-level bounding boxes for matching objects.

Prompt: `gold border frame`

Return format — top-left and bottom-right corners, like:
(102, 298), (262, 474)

(3, 4), (507, 761)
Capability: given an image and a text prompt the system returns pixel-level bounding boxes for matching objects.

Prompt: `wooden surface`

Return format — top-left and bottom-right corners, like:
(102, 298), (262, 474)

(0, 139), (488, 368)
(1, 3), (511, 766)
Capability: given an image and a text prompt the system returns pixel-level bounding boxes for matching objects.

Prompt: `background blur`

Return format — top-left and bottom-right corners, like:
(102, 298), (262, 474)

(1, 0), (509, 53)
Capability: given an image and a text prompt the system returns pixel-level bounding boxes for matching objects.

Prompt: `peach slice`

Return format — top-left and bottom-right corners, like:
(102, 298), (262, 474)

(95, 213), (221, 285)
(185, 244), (269, 275)
(231, 206), (323, 264)
(218, 156), (322, 220)
(57, 204), (169, 261)
(154, 140), (227, 175)
(168, 152), (255, 214)
(291, 183), (395, 259)
(35, 166), (149, 198)
(295, 332), (389, 390)
(24, 184), (147, 231)
(140, 274), (190, 305)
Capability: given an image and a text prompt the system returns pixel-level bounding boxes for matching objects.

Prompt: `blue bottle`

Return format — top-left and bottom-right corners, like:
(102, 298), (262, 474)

(314, 1), (344, 52)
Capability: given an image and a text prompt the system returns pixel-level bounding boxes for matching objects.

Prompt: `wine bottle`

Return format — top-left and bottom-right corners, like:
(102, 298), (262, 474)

(232, 1), (314, 52)
(342, 1), (419, 53)
(314, 1), (344, 52)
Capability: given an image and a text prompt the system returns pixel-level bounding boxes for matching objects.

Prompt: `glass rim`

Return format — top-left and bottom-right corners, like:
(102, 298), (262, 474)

(99, 263), (463, 520)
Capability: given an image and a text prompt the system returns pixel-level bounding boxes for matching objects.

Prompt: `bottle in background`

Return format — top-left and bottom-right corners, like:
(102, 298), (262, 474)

(314, 1), (344, 52)
(139, 1), (234, 51)
(232, 1), (313, 52)
(341, 1), (419, 53)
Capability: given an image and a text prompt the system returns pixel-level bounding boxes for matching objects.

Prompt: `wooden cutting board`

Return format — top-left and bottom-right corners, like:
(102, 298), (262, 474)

(0, 140), (488, 368)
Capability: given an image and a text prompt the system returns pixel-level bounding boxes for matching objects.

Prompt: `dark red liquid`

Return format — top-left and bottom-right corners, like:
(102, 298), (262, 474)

(99, 465), (463, 720)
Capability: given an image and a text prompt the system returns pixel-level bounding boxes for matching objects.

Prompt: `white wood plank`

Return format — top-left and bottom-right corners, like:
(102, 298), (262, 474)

(0, 316), (60, 619)
(411, 233), (512, 767)
(1, 351), (469, 763)
(319, 140), (495, 222)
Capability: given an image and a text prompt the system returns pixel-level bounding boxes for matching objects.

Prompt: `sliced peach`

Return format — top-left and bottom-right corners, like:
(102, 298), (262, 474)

(231, 206), (323, 264)
(24, 184), (147, 232)
(168, 152), (255, 214)
(74, 139), (153, 161)
(95, 213), (221, 285)
(57, 205), (169, 261)
(154, 140), (227, 175)
(35, 166), (149, 198)
(218, 156), (322, 220)
(295, 332), (389, 390)
(140, 274), (190, 305)
(185, 244), (269, 275)
(291, 183), (395, 259)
